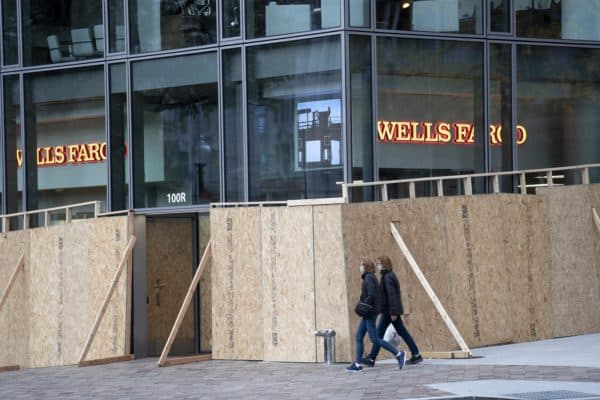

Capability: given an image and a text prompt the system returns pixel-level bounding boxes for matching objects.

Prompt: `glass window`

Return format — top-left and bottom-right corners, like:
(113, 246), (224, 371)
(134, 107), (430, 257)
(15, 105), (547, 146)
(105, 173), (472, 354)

(2, 0), (19, 65)
(129, 0), (217, 54)
(376, 0), (483, 34)
(22, 0), (104, 66)
(349, 35), (374, 201)
(246, 0), (341, 39)
(517, 45), (600, 184)
(23, 67), (107, 215)
(377, 37), (485, 197)
(517, 0), (600, 41)
(490, 0), (510, 32)
(247, 36), (343, 201)
(223, 0), (241, 38)
(3, 75), (23, 219)
(109, 0), (126, 52)
(489, 43), (513, 173)
(349, 0), (371, 28)
(109, 63), (128, 210)
(223, 49), (244, 201)
(131, 53), (220, 208)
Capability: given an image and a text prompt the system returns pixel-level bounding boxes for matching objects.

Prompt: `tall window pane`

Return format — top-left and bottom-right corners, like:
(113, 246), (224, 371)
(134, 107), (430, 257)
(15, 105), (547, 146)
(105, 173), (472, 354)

(517, 45), (600, 184)
(377, 37), (484, 197)
(490, 0), (510, 32)
(349, 0), (370, 28)
(489, 43), (513, 173)
(376, 0), (483, 35)
(516, 0), (600, 41)
(129, 0), (217, 54)
(22, 0), (103, 66)
(24, 67), (107, 215)
(223, 49), (244, 201)
(110, 63), (128, 210)
(2, 0), (19, 65)
(132, 53), (220, 208)
(109, 0), (126, 52)
(350, 35), (374, 201)
(3, 75), (22, 219)
(222, 0), (241, 38)
(247, 37), (343, 201)
(247, 0), (341, 39)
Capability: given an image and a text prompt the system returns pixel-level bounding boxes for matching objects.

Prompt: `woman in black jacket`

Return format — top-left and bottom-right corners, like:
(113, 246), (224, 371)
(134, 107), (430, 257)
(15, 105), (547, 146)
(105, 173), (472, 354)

(362, 255), (422, 367)
(346, 259), (406, 372)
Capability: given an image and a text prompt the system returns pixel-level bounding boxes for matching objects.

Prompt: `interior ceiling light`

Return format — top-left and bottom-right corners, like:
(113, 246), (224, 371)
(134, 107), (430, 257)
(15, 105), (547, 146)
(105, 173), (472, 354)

(402, 1), (411, 9)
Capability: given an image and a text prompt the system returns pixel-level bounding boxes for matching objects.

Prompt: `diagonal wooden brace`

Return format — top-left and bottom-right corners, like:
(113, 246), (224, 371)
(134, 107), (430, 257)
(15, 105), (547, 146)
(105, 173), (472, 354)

(0, 254), (25, 313)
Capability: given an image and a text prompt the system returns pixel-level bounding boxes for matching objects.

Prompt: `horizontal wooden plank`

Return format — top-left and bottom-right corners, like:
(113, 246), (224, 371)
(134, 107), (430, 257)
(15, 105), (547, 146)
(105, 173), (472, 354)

(0, 365), (20, 373)
(78, 354), (135, 368)
(161, 354), (212, 367)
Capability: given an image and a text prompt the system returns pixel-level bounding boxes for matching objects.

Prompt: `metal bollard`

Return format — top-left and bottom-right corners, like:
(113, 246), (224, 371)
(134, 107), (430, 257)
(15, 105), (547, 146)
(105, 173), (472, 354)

(314, 329), (336, 366)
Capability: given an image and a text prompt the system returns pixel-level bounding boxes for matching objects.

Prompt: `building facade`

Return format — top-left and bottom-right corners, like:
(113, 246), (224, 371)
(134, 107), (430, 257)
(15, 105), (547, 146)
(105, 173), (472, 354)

(1, 0), (600, 216)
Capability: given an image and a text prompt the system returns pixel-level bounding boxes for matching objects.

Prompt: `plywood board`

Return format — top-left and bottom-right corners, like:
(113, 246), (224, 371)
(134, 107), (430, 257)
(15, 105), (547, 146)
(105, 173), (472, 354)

(260, 207), (316, 362)
(146, 218), (195, 356)
(538, 185), (600, 337)
(313, 205), (350, 363)
(210, 208), (263, 360)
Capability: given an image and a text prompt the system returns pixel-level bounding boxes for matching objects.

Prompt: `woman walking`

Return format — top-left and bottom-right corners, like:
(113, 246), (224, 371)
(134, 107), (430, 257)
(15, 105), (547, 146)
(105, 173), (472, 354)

(346, 258), (406, 372)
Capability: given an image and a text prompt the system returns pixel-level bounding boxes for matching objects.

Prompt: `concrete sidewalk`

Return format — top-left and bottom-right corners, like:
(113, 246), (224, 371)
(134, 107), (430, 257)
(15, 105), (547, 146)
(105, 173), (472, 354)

(0, 334), (599, 400)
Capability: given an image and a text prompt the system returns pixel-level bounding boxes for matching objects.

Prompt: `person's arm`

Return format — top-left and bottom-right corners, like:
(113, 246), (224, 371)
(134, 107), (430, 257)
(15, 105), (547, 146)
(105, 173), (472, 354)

(385, 275), (402, 318)
(364, 275), (378, 306)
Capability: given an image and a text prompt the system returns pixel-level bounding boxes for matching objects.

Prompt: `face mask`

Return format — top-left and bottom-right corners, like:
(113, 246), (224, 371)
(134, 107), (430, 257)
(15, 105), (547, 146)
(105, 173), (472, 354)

(377, 263), (383, 272)
(359, 265), (365, 275)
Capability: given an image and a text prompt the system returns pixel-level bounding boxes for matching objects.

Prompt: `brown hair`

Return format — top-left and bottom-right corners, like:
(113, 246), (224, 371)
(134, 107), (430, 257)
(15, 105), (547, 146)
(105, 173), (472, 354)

(377, 255), (393, 271)
(360, 258), (376, 274)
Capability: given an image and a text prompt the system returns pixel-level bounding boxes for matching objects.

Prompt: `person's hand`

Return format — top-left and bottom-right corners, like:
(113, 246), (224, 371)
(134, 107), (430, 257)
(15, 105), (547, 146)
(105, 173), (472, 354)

(391, 315), (398, 321)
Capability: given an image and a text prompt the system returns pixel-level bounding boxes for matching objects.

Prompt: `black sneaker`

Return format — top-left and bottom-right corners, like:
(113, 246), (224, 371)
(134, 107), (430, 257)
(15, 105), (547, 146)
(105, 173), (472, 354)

(345, 363), (364, 372)
(361, 357), (375, 367)
(396, 351), (406, 369)
(408, 354), (423, 364)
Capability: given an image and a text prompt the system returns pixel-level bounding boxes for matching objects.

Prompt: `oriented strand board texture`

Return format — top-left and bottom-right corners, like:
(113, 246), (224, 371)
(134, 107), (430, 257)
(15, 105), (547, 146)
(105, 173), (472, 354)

(146, 218), (195, 356)
(210, 208), (263, 360)
(313, 206), (351, 363)
(0, 231), (28, 368)
(0, 216), (129, 369)
(261, 207), (316, 362)
(538, 184), (600, 337)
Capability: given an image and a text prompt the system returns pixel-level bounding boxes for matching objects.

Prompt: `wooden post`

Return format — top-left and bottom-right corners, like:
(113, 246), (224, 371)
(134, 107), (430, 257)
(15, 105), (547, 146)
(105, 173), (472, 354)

(390, 223), (471, 355)
(78, 235), (136, 364)
(44, 211), (50, 227)
(1, 217), (7, 233)
(593, 208), (600, 234)
(158, 240), (212, 367)
(546, 170), (554, 188)
(520, 173), (527, 194)
(0, 254), (25, 313)
(437, 180), (444, 197)
(463, 177), (473, 196)
(342, 184), (349, 203)
(409, 182), (416, 199)
(492, 175), (500, 194)
(94, 201), (102, 218)
(581, 168), (590, 185)
(381, 184), (388, 201)
(65, 208), (72, 223)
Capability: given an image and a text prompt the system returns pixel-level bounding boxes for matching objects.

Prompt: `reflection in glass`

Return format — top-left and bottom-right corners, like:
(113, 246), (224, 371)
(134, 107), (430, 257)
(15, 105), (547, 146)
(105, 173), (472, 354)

(349, 0), (370, 27)
(376, 0), (483, 34)
(109, 0), (126, 52)
(22, 0), (104, 66)
(246, 0), (340, 39)
(2, 0), (18, 65)
(517, 45), (600, 184)
(110, 64), (129, 210)
(349, 35), (374, 201)
(24, 67), (107, 215)
(516, 0), (600, 41)
(377, 37), (484, 197)
(3, 76), (23, 216)
(222, 0), (241, 37)
(129, 0), (217, 53)
(223, 49), (244, 201)
(247, 37), (343, 200)
(131, 53), (220, 208)
(490, 0), (509, 32)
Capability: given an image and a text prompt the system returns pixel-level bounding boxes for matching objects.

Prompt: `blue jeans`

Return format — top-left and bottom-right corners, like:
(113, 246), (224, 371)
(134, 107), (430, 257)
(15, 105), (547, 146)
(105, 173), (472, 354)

(367, 314), (420, 361)
(355, 315), (400, 363)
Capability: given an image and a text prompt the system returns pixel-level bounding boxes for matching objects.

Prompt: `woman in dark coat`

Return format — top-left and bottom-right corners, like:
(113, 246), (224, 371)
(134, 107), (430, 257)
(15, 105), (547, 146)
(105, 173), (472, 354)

(362, 255), (422, 367)
(346, 258), (406, 372)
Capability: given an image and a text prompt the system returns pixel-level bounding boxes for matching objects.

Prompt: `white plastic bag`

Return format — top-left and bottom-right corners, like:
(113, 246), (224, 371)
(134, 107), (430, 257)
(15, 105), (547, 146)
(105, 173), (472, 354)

(383, 323), (401, 347)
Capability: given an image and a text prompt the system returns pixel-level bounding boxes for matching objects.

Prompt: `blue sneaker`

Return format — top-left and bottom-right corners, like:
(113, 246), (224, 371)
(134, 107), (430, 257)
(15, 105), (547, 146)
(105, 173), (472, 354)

(396, 351), (406, 369)
(345, 363), (363, 372)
